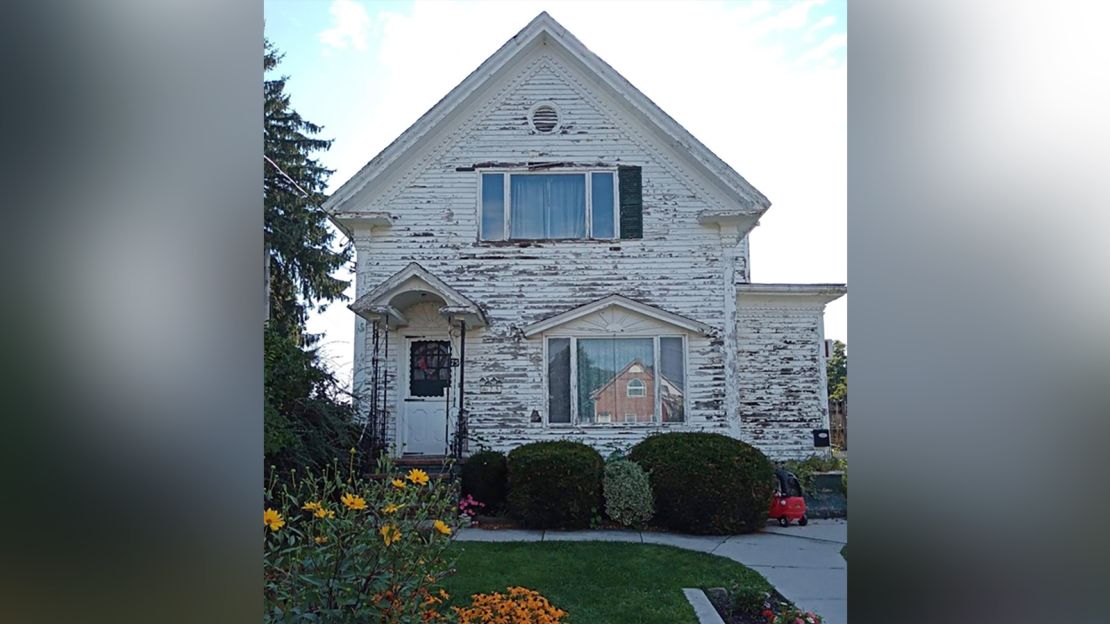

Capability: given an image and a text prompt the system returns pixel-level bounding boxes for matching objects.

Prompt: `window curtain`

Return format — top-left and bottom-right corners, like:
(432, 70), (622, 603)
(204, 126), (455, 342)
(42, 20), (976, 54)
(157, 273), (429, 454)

(659, 337), (685, 422)
(510, 174), (585, 239)
(547, 338), (571, 423)
(576, 338), (654, 423)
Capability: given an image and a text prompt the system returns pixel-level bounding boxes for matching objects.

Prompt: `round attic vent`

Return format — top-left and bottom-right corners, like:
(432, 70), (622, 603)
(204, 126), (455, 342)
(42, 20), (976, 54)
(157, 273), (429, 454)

(529, 103), (560, 133)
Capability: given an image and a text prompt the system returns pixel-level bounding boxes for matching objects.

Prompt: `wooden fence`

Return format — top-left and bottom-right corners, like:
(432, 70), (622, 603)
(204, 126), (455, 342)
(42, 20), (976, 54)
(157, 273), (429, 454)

(829, 399), (847, 450)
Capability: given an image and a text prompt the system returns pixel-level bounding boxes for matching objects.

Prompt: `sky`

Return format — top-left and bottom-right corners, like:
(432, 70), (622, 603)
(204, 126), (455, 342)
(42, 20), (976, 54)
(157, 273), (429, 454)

(265, 0), (847, 379)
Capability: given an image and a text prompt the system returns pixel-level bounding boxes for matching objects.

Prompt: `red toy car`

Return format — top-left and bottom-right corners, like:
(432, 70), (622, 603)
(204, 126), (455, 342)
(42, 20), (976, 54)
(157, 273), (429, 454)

(768, 468), (808, 527)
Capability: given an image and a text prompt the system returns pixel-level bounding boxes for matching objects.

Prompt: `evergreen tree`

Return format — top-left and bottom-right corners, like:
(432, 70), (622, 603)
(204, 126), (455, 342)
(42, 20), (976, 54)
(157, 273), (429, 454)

(264, 41), (355, 473)
(265, 41), (350, 342)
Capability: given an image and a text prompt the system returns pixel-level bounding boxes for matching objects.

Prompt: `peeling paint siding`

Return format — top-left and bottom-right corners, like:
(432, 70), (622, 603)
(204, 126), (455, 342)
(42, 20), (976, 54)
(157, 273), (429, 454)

(349, 51), (825, 458)
(737, 305), (829, 460)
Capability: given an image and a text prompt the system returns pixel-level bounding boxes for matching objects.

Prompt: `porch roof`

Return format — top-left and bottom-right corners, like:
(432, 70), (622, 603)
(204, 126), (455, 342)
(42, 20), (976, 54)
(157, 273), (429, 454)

(348, 262), (487, 328)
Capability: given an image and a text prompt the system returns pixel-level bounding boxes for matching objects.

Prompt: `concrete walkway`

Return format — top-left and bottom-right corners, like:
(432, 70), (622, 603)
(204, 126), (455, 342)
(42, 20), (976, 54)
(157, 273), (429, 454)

(455, 519), (847, 624)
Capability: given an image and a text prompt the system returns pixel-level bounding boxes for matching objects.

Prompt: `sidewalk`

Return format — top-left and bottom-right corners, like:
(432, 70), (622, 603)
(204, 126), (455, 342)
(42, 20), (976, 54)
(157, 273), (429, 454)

(455, 519), (847, 624)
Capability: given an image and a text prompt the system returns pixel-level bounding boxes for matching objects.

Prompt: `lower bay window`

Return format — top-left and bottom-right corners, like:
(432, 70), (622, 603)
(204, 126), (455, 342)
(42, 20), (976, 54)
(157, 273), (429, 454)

(546, 335), (686, 425)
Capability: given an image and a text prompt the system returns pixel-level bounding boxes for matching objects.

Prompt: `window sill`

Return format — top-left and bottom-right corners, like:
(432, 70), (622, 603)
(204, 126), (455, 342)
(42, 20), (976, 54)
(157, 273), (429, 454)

(475, 238), (622, 247)
(545, 422), (686, 429)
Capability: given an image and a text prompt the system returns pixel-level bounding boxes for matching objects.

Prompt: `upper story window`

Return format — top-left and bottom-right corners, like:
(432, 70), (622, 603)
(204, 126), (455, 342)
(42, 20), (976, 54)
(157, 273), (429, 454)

(480, 171), (618, 241)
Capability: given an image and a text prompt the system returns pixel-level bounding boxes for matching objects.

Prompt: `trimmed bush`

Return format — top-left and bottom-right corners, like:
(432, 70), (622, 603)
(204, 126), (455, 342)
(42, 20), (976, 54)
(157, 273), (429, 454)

(507, 441), (603, 529)
(628, 432), (774, 534)
(461, 450), (508, 513)
(603, 459), (655, 528)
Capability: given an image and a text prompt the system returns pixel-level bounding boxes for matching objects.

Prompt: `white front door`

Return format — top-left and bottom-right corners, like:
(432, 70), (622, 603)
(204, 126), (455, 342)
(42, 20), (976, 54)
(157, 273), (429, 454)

(402, 338), (451, 455)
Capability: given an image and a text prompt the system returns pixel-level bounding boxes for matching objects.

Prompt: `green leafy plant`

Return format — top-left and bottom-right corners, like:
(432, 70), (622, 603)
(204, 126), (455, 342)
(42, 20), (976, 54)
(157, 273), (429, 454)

(729, 583), (772, 616)
(779, 452), (846, 492)
(628, 432), (774, 534)
(263, 453), (462, 622)
(460, 450), (508, 514)
(506, 441), (603, 529)
(602, 459), (654, 528)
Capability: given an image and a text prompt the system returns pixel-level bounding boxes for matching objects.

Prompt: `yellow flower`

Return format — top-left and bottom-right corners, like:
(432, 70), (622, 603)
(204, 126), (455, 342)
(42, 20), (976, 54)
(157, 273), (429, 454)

(314, 506), (335, 519)
(314, 535), (328, 544)
(341, 493), (367, 510)
(391, 479), (406, 489)
(383, 503), (404, 514)
(380, 523), (402, 546)
(302, 501), (321, 513)
(433, 519), (452, 536)
(406, 468), (430, 486)
(263, 508), (285, 532)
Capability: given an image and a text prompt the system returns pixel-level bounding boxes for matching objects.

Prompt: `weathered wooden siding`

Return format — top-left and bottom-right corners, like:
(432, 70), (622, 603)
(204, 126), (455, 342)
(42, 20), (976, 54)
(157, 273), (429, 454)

(350, 51), (752, 456)
(737, 304), (829, 459)
(349, 48), (827, 460)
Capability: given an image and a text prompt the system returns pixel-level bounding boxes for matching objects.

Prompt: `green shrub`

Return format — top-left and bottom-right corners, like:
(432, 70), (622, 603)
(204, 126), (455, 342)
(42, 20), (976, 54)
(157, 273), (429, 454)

(461, 450), (508, 513)
(602, 459), (655, 528)
(628, 432), (774, 534)
(507, 441), (603, 529)
(780, 451), (846, 492)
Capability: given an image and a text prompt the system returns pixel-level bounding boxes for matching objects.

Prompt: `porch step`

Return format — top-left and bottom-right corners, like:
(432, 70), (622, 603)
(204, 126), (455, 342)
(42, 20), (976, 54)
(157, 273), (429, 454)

(396, 455), (451, 468)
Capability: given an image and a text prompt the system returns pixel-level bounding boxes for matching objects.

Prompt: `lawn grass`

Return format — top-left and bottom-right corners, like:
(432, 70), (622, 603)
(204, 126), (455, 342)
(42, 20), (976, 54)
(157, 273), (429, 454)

(442, 541), (772, 624)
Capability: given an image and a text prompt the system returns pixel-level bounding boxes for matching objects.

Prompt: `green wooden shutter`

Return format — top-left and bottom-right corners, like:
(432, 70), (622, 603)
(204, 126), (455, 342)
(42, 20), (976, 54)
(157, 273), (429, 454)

(618, 165), (643, 239)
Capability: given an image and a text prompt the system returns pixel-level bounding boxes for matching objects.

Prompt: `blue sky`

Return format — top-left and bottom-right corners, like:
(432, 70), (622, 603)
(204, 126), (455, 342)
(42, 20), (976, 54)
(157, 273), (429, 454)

(265, 0), (847, 377)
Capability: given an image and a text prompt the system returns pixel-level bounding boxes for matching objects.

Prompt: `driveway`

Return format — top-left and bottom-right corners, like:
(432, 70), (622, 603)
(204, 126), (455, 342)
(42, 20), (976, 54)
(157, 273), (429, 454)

(456, 519), (848, 624)
(717, 519), (847, 624)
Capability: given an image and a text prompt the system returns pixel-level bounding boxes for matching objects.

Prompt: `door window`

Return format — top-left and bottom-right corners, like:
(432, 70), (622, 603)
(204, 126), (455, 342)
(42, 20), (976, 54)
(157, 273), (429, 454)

(409, 340), (451, 398)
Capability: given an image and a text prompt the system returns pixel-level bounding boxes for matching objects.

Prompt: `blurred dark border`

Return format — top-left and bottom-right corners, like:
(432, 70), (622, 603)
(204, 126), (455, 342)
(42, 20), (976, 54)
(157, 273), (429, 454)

(2, 1), (262, 622)
(850, 1), (1110, 623)
(3, 1), (1109, 622)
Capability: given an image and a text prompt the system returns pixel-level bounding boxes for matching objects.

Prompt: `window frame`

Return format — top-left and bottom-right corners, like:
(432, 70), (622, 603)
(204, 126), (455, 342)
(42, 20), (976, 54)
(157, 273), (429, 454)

(626, 378), (646, 398)
(542, 333), (688, 427)
(477, 168), (620, 241)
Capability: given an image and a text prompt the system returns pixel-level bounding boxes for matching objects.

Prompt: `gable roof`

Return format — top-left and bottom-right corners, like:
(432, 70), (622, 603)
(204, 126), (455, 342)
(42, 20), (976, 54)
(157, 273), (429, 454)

(522, 294), (712, 338)
(349, 262), (486, 327)
(324, 11), (770, 226)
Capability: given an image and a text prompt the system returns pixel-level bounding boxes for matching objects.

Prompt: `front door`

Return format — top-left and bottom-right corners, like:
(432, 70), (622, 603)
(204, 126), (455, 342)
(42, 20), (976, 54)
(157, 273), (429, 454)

(402, 338), (451, 455)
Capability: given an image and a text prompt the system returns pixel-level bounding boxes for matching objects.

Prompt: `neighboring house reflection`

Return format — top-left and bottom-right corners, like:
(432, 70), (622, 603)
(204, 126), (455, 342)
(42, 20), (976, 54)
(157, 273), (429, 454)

(588, 359), (684, 423)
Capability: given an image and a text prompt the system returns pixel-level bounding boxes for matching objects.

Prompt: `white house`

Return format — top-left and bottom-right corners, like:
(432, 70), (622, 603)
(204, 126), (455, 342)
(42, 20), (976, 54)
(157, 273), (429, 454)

(324, 12), (845, 461)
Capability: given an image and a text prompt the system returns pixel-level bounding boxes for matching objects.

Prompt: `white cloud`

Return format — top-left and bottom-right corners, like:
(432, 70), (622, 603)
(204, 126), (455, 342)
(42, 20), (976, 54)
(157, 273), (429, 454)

(797, 32), (847, 65)
(804, 15), (837, 42)
(318, 0), (371, 52)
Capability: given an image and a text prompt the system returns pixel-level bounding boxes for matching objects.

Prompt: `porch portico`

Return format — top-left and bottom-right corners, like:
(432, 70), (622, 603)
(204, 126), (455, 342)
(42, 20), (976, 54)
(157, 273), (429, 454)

(349, 263), (486, 459)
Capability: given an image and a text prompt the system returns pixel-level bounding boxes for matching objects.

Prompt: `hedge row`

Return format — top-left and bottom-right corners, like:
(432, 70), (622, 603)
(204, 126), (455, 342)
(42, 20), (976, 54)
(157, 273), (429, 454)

(461, 433), (774, 534)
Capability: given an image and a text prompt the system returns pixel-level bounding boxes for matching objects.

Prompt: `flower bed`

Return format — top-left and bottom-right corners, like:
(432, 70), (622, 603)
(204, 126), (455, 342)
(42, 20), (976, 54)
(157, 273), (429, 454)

(263, 453), (463, 622)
